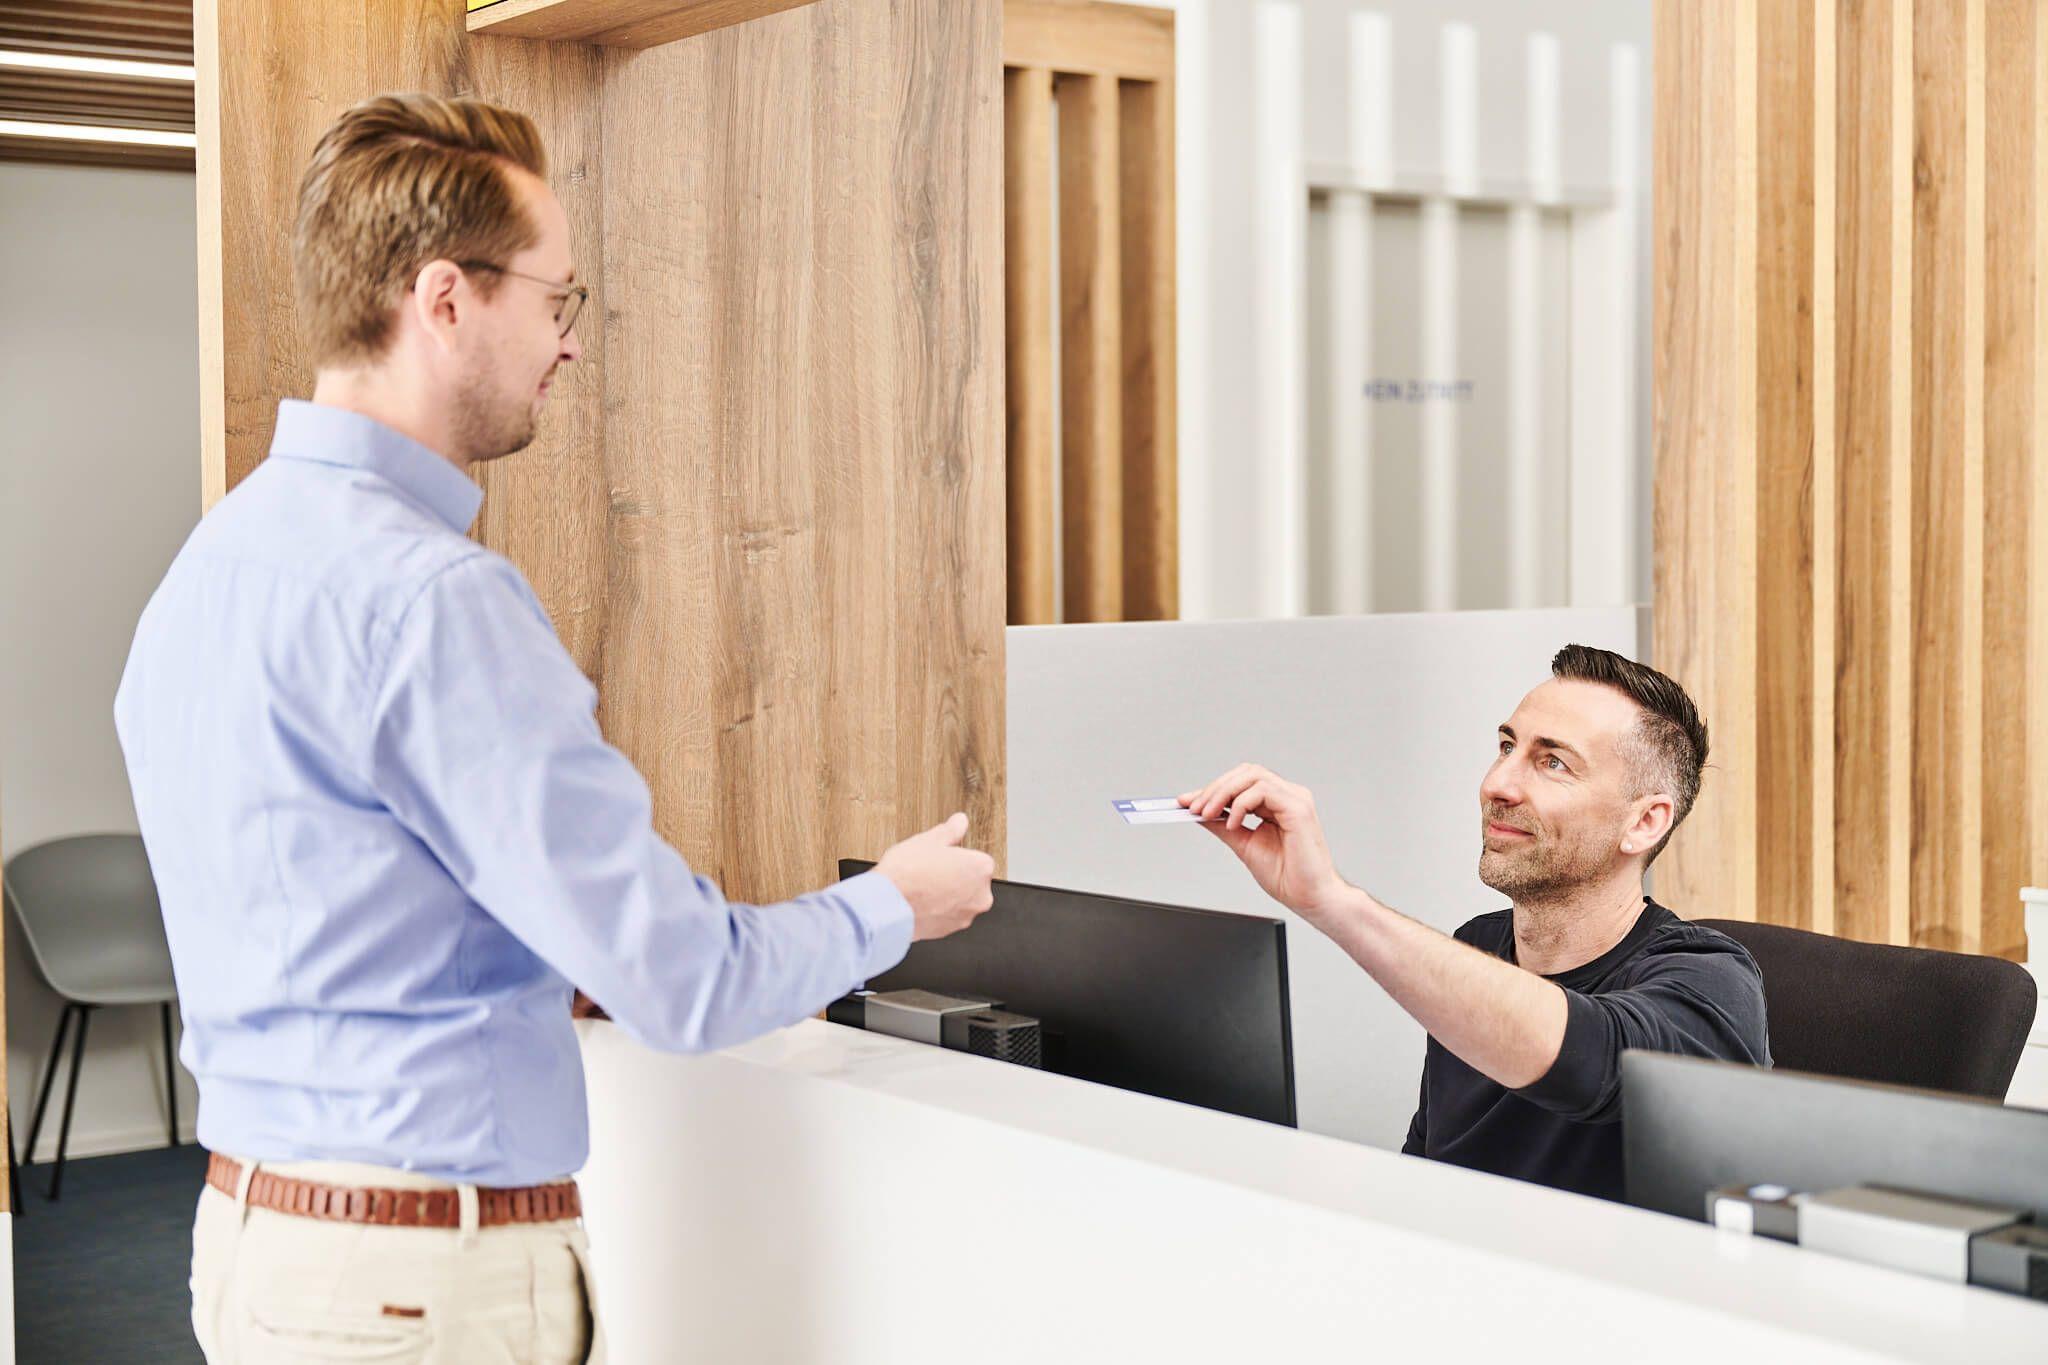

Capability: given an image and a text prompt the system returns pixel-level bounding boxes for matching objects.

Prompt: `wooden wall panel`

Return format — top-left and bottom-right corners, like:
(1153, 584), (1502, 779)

(1003, 1), (1175, 626)
(1056, 70), (1124, 623)
(199, 0), (1005, 905)
(1656, 0), (2046, 959)
(1005, 65), (1056, 626)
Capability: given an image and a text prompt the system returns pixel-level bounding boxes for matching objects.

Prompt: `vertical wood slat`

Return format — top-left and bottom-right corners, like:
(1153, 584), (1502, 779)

(1830, 0), (1905, 945)
(1812, 0), (1838, 938)
(2032, 0), (2048, 944)
(1057, 70), (1123, 623)
(1652, 0), (1761, 922)
(1755, 0), (1816, 931)
(1006, 65), (1056, 626)
(1885, 0), (1916, 951)
(1119, 73), (1176, 620)
(1983, 0), (2038, 962)
(1907, 0), (1984, 953)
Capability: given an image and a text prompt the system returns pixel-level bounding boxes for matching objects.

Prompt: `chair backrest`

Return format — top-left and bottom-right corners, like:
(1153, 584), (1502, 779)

(3, 833), (175, 1003)
(1695, 918), (2038, 1101)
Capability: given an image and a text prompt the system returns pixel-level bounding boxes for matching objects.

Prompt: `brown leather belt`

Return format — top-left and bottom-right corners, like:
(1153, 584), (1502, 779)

(206, 1152), (581, 1229)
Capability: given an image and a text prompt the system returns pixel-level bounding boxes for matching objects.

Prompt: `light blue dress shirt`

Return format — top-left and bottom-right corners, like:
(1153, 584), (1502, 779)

(115, 400), (913, 1185)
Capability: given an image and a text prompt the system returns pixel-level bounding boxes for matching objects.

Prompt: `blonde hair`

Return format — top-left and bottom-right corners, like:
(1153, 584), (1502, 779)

(292, 92), (548, 368)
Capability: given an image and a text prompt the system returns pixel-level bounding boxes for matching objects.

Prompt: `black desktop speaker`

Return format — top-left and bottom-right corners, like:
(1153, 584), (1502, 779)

(956, 1009), (1042, 1069)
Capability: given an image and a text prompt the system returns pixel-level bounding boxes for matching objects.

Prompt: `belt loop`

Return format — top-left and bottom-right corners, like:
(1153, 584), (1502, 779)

(234, 1159), (259, 1228)
(458, 1184), (480, 1248)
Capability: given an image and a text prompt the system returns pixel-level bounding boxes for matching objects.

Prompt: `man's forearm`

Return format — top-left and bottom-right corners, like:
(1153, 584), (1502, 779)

(1304, 886), (1568, 1089)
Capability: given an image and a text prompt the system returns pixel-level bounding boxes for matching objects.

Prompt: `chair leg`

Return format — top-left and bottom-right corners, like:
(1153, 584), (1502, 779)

(49, 1004), (92, 1201)
(161, 1002), (179, 1148)
(21, 1002), (76, 1172)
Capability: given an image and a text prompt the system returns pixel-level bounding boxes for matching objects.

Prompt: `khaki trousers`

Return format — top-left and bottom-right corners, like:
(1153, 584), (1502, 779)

(190, 1156), (604, 1364)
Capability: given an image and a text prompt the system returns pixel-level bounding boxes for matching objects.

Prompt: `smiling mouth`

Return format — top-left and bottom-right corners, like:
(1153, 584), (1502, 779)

(1486, 823), (1534, 838)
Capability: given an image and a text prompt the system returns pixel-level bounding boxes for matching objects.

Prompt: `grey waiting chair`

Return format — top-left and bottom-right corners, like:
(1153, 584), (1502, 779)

(3, 834), (181, 1200)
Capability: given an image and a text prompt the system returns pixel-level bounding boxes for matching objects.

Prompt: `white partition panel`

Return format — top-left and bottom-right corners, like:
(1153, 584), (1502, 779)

(1005, 606), (1639, 1147)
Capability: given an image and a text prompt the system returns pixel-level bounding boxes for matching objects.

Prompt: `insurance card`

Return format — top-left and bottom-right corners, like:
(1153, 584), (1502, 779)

(1112, 797), (1224, 825)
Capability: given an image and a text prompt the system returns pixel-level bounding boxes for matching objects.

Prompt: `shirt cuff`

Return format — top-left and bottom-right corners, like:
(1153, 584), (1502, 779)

(1514, 989), (1615, 1122)
(837, 869), (916, 980)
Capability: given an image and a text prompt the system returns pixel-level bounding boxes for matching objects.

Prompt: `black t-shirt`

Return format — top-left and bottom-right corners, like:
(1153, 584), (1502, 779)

(1401, 899), (1770, 1202)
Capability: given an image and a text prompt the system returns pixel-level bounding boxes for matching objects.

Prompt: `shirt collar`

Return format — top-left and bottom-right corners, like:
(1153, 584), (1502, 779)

(266, 399), (484, 533)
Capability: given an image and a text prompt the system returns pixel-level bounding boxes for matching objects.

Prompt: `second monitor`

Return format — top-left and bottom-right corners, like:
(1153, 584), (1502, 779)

(839, 860), (1297, 1127)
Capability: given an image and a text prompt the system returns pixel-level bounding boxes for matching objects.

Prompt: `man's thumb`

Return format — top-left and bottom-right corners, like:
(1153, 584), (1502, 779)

(928, 811), (969, 846)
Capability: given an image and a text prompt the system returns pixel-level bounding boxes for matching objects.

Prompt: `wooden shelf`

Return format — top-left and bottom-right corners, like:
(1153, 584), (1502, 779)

(466, 0), (822, 48)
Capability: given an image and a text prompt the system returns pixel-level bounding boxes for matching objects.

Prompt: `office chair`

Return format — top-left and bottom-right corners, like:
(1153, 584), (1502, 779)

(1696, 917), (2038, 1101)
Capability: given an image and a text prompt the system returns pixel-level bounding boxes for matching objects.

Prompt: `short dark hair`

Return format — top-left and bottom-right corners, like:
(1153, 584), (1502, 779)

(1549, 644), (1709, 864)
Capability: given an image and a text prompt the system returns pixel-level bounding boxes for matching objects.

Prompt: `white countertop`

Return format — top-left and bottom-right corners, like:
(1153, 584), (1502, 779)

(575, 1019), (2048, 1363)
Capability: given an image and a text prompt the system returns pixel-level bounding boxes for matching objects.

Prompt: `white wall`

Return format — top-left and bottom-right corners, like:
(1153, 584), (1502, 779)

(1005, 607), (1639, 1148)
(1152, 0), (1654, 620)
(0, 162), (201, 1162)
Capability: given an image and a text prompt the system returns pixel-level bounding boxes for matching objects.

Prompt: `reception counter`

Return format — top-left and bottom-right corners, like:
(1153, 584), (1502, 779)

(574, 1019), (2048, 1362)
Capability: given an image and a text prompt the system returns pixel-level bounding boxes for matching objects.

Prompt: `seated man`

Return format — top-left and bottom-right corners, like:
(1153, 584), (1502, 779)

(1181, 645), (1768, 1201)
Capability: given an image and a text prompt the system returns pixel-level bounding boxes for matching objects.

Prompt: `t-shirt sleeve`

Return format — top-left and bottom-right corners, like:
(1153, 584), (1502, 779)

(1515, 935), (1769, 1125)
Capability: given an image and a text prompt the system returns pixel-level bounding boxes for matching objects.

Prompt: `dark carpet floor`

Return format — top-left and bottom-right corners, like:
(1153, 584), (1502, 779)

(13, 1144), (209, 1363)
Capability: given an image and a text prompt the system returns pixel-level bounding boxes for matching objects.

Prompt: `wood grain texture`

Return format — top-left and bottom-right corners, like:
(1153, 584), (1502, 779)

(1652, 0), (1760, 922)
(1984, 0), (2038, 961)
(1830, 0), (1906, 945)
(1811, 0), (1838, 938)
(194, 0), (222, 506)
(1907, 0), (1984, 953)
(200, 0), (1005, 905)
(2033, 0), (2048, 934)
(1056, 70), (1123, 623)
(200, 0), (371, 505)
(1658, 0), (2042, 959)
(1004, 0), (1171, 81)
(465, 0), (819, 48)
(1756, 0), (1816, 931)
(1001, 0), (1176, 626)
(1005, 65), (1056, 626)
(1119, 73), (1177, 621)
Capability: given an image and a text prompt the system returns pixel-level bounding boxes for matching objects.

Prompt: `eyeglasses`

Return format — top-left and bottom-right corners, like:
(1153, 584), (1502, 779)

(456, 260), (589, 338)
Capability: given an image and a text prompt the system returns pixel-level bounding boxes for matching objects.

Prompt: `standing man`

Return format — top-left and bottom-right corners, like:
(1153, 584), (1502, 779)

(1181, 645), (1769, 1201)
(116, 92), (993, 1362)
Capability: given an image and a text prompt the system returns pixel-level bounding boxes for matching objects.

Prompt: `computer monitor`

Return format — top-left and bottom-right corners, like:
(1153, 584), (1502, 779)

(839, 860), (1297, 1126)
(1623, 1052), (2048, 1221)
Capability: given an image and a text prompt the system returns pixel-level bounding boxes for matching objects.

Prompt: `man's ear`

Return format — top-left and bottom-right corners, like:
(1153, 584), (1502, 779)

(409, 259), (467, 354)
(1626, 793), (1674, 854)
